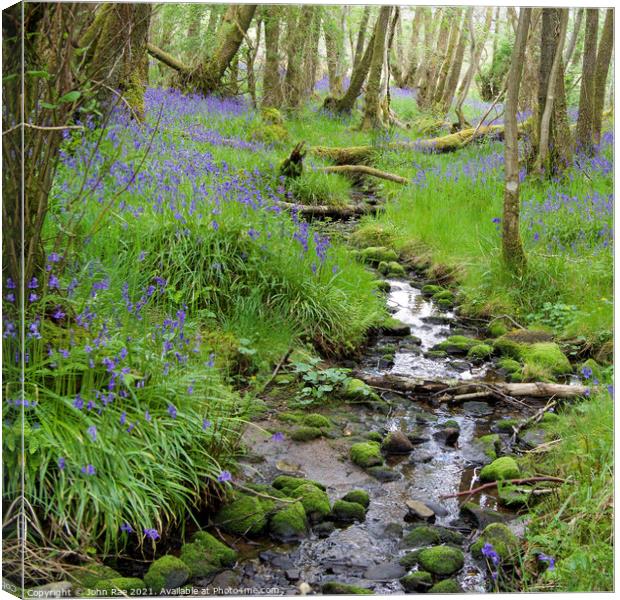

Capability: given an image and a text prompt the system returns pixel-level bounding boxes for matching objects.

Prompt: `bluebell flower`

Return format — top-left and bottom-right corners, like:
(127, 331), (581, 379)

(81, 464), (96, 476)
(538, 553), (555, 571)
(120, 523), (133, 533)
(58, 457), (66, 470)
(167, 404), (177, 418)
(143, 528), (160, 541)
(87, 425), (97, 441)
(217, 470), (232, 482)
(271, 432), (285, 442)
(481, 542), (500, 566)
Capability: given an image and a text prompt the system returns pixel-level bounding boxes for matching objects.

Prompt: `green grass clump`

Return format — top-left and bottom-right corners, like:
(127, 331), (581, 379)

(286, 170), (352, 206)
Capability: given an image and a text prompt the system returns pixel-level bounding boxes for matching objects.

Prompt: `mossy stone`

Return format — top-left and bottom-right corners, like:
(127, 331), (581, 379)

(402, 525), (441, 547)
(497, 485), (531, 508)
(495, 418), (520, 433)
(342, 378), (381, 403)
(302, 413), (332, 428)
(478, 434), (500, 460)
(381, 317), (411, 336)
(521, 342), (572, 381)
(341, 489), (370, 509)
(432, 290), (455, 303)
(179, 531), (237, 577)
(471, 522), (520, 563)
(497, 357), (522, 375)
(468, 343), (493, 361)
(374, 279), (391, 293)
(400, 571), (432, 592)
(386, 261), (406, 277)
(321, 582), (373, 594)
(398, 550), (421, 568)
(331, 500), (366, 523)
(94, 578), (145, 594)
(69, 564), (122, 589)
(421, 284), (443, 296)
(426, 350), (447, 358)
(350, 442), (383, 468)
(260, 107), (283, 125)
(144, 556), (190, 592)
(276, 412), (304, 423)
(488, 321), (509, 338)
(365, 431), (384, 443)
(350, 223), (396, 249)
(290, 426), (323, 441)
(291, 483), (331, 523)
(269, 501), (308, 541)
(479, 457), (521, 482)
(213, 494), (267, 536)
(493, 337), (525, 360)
(272, 475), (326, 491)
(433, 336), (478, 356)
(366, 466), (401, 481)
(418, 545), (464, 576)
(441, 419), (460, 430)
(360, 246), (398, 264)
(429, 579), (463, 593)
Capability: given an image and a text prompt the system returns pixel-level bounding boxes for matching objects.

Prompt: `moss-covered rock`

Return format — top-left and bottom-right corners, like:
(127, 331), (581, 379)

(382, 430), (414, 454)
(69, 564), (122, 589)
(418, 545), (464, 576)
(503, 328), (553, 344)
(360, 246), (398, 265)
(292, 483), (331, 523)
(541, 411), (560, 424)
(94, 578), (145, 594)
(495, 418), (520, 433)
(342, 378), (381, 403)
(579, 358), (603, 381)
(421, 284), (444, 296)
(251, 123), (288, 145)
(321, 582), (373, 594)
(400, 571), (432, 592)
(425, 350), (448, 358)
(471, 522), (520, 563)
(350, 442), (383, 468)
(493, 337), (525, 360)
(479, 457), (521, 482)
(350, 223), (397, 249)
(497, 485), (531, 508)
(269, 501), (308, 541)
(468, 343), (493, 361)
(213, 494), (268, 536)
(299, 413), (331, 430)
(179, 531), (237, 577)
(365, 431), (384, 443)
(478, 433), (500, 460)
(367, 466), (401, 481)
(521, 342), (572, 381)
(385, 261), (407, 277)
(331, 500), (366, 523)
(402, 525), (441, 547)
(260, 107), (284, 125)
(380, 317), (411, 336)
(398, 550), (421, 568)
(497, 357), (522, 377)
(432, 336), (478, 356)
(272, 475), (326, 491)
(143, 556), (190, 593)
(487, 321), (509, 338)
(432, 290), (455, 305)
(276, 412), (304, 423)
(290, 426), (323, 441)
(374, 279), (391, 293)
(342, 489), (370, 509)
(429, 579), (463, 593)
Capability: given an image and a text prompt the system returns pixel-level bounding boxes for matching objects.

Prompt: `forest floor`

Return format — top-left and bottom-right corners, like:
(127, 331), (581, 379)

(10, 85), (613, 595)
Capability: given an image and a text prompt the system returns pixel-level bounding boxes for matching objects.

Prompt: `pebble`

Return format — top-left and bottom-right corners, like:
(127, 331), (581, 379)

(405, 500), (435, 522)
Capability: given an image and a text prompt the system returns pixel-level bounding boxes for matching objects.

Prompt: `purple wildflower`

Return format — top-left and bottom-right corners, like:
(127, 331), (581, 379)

(81, 464), (96, 476)
(28, 277), (38, 289)
(143, 528), (160, 541)
(202, 418), (211, 430)
(217, 470), (232, 482)
(120, 523), (133, 533)
(538, 553), (555, 571)
(271, 432), (285, 442)
(167, 404), (177, 419)
(481, 542), (500, 566)
(87, 425), (97, 441)
(73, 395), (84, 410)
(58, 457), (66, 471)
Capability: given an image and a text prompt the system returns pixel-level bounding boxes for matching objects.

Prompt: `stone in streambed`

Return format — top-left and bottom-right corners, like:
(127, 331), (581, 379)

(213, 494), (268, 536)
(429, 579), (463, 593)
(342, 379), (381, 404)
(302, 413), (332, 428)
(494, 417), (520, 433)
(381, 430), (414, 455)
(366, 466), (402, 482)
(313, 521), (336, 538)
(179, 531), (237, 577)
(401, 525), (440, 547)
(380, 317), (411, 336)
(459, 502), (506, 529)
(321, 582), (373, 595)
(292, 483), (331, 523)
(379, 261), (406, 277)
(350, 442), (383, 468)
(400, 571), (432, 592)
(421, 284), (444, 296)
(364, 561), (406, 581)
(290, 426), (323, 441)
(433, 420), (460, 447)
(471, 522), (520, 563)
(144, 556), (190, 593)
(360, 246), (398, 264)
(462, 401), (493, 416)
(432, 335), (478, 356)
(373, 279), (392, 293)
(398, 550), (422, 568)
(269, 501), (308, 541)
(405, 500), (435, 522)
(417, 545), (464, 576)
(479, 456), (521, 482)
(331, 500), (366, 523)
(467, 343), (493, 362)
(342, 489), (370, 508)
(272, 475), (326, 491)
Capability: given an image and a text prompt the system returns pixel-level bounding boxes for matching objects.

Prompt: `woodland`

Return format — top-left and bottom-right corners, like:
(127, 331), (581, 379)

(1, 3), (614, 596)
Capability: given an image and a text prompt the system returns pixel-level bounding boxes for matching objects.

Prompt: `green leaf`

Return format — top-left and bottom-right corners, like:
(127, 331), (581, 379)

(58, 90), (81, 104)
(26, 70), (51, 79)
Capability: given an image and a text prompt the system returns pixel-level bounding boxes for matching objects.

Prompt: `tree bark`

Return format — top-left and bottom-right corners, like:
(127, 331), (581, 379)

(593, 9), (614, 144)
(352, 6), (371, 72)
(324, 7), (345, 97)
(563, 8), (583, 66)
(283, 5), (315, 108)
(440, 8), (471, 115)
(576, 9), (599, 152)
(417, 8), (449, 110)
(410, 8), (434, 91)
(403, 8), (423, 87)
(303, 7), (322, 97)
(503, 8), (530, 273)
(433, 8), (462, 105)
(360, 6), (392, 130)
(262, 6), (283, 109)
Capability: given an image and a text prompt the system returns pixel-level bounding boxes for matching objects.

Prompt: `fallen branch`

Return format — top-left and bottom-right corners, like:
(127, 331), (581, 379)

(147, 42), (190, 73)
(322, 165), (409, 185)
(440, 476), (567, 500)
(511, 399), (558, 443)
(276, 200), (380, 219)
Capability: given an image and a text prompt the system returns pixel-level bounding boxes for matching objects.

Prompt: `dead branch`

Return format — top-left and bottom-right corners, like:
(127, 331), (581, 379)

(440, 476), (567, 499)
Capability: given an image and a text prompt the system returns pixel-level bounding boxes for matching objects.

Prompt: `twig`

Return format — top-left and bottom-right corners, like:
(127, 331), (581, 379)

(440, 476), (567, 500)
(3, 122), (85, 135)
(260, 348), (293, 392)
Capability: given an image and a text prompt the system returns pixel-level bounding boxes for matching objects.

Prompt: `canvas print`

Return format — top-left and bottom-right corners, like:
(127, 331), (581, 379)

(1, 3), (614, 597)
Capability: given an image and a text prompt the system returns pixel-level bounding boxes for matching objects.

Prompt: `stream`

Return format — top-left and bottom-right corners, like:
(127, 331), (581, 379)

(221, 276), (539, 595)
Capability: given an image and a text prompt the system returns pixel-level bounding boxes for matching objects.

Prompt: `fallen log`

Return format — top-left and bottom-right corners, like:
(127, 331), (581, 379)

(275, 200), (380, 218)
(311, 145), (377, 165)
(352, 372), (593, 400)
(440, 476), (567, 500)
(322, 165), (409, 185)
(147, 42), (190, 74)
(412, 125), (506, 153)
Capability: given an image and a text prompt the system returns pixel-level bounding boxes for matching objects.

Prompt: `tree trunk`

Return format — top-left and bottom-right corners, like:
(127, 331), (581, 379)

(433, 8), (462, 105)
(520, 8), (542, 114)
(576, 8), (599, 152)
(352, 6), (371, 72)
(303, 7), (322, 97)
(563, 8), (583, 65)
(417, 8), (449, 110)
(283, 5), (315, 108)
(502, 8), (530, 273)
(537, 9), (570, 175)
(440, 8), (471, 115)
(262, 6), (283, 109)
(360, 6), (392, 130)
(403, 8), (423, 87)
(593, 9), (613, 144)
(324, 7), (345, 97)
(410, 8), (433, 91)
(246, 18), (262, 108)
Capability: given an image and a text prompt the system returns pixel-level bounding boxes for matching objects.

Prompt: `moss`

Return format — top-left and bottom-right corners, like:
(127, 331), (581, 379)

(251, 123), (288, 145)
(429, 579), (463, 593)
(488, 321), (509, 338)
(417, 545), (464, 576)
(421, 284), (444, 296)
(94, 578), (145, 594)
(341, 489), (370, 508)
(433, 335), (478, 355)
(497, 357), (522, 375)
(471, 522), (520, 563)
(302, 413), (332, 428)
(381, 317), (411, 336)
(290, 426), (323, 441)
(321, 582), (373, 594)
(191, 531), (237, 566)
(398, 550), (421, 568)
(350, 441), (383, 468)
(579, 358), (603, 381)
(432, 290), (455, 303)
(436, 526), (466, 546)
(360, 246), (398, 264)
(272, 475), (326, 491)
(426, 350), (447, 358)
(497, 485), (530, 508)
(442, 419), (460, 430)
(495, 418), (520, 432)
(436, 298), (453, 309)
(467, 343), (493, 361)
(503, 328), (553, 344)
(213, 494), (268, 536)
(402, 525), (441, 547)
(260, 107), (283, 125)
(350, 223), (397, 249)
(342, 378), (381, 403)
(521, 342), (572, 381)
(385, 261), (406, 277)
(276, 412), (304, 424)
(373, 279), (391, 293)
(400, 571), (432, 592)
(69, 564), (122, 589)
(365, 431), (384, 443)
(479, 456), (521, 482)
(143, 556), (190, 592)
(269, 501), (308, 541)
(493, 337), (525, 360)
(331, 500), (366, 523)
(541, 411), (560, 424)
(290, 483), (331, 523)
(178, 542), (220, 578)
